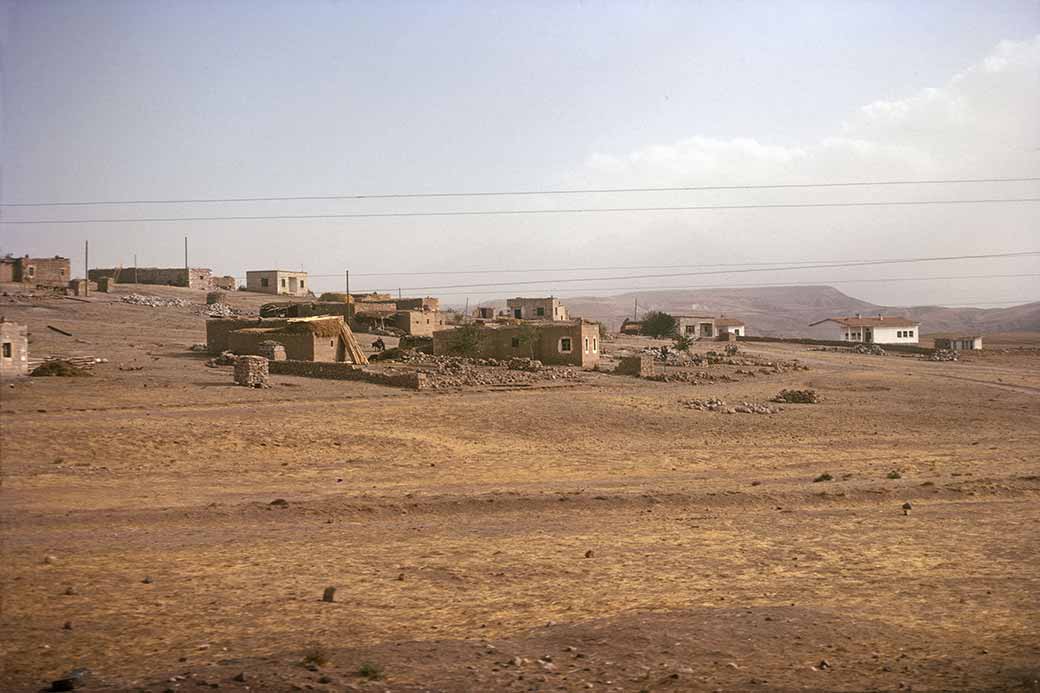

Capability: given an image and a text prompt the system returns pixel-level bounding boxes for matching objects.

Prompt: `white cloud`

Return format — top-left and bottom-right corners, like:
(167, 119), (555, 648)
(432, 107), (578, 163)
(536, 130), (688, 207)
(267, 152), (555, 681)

(569, 35), (1040, 187)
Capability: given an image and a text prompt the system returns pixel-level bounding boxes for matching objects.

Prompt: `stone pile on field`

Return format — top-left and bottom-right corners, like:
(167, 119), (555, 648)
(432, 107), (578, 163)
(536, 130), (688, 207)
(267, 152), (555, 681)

(233, 355), (270, 388)
(927, 348), (959, 361)
(400, 354), (582, 389)
(193, 302), (237, 318)
(679, 398), (783, 414)
(206, 351), (239, 367)
(772, 388), (821, 403)
(121, 293), (189, 308)
(853, 344), (886, 355)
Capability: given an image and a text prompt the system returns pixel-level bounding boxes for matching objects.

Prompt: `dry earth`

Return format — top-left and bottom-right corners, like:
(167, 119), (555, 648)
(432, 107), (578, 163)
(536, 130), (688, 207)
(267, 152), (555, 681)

(1, 285), (1039, 693)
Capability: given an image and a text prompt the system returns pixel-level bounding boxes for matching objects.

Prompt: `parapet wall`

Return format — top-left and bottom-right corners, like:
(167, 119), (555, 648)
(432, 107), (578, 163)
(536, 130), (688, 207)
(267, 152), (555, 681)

(267, 360), (428, 389)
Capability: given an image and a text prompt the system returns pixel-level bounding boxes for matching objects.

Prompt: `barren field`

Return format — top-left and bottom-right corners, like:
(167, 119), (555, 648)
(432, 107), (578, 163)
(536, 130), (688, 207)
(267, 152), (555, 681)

(2, 286), (1039, 693)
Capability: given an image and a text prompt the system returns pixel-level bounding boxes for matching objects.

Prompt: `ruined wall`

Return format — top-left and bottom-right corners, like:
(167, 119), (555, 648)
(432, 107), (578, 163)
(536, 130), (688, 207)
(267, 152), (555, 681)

(0, 260), (17, 283)
(616, 354), (654, 377)
(228, 329), (316, 361)
(395, 297), (440, 311)
(287, 302), (353, 319)
(433, 321), (599, 367)
(0, 322), (29, 377)
(392, 310), (447, 336)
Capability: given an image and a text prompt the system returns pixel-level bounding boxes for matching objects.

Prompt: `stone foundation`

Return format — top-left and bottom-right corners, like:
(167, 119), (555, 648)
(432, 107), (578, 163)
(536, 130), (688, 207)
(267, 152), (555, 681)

(267, 360), (428, 389)
(616, 354), (655, 377)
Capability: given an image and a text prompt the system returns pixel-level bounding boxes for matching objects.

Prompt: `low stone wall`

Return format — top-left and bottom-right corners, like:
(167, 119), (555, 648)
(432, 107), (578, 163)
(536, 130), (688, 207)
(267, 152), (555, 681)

(268, 360), (428, 390)
(737, 335), (932, 355)
(234, 355), (270, 388)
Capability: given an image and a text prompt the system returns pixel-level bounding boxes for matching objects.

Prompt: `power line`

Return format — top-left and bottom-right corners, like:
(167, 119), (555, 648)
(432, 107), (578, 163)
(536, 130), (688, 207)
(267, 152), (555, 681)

(3, 196), (1039, 224)
(375, 273), (1040, 298)
(3, 176), (1038, 207)
(345, 252), (1040, 291)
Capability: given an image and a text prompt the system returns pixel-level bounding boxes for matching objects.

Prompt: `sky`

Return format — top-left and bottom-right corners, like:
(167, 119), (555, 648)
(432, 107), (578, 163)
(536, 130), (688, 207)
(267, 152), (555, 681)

(1, 0), (1038, 308)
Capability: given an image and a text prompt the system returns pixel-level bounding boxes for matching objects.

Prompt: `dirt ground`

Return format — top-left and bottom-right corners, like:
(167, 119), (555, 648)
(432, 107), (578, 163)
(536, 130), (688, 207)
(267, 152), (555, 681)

(1, 285), (1039, 693)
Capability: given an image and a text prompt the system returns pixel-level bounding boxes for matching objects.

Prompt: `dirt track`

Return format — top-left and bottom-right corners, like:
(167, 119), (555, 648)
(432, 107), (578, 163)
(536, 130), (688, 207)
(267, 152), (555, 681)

(1, 287), (1039, 692)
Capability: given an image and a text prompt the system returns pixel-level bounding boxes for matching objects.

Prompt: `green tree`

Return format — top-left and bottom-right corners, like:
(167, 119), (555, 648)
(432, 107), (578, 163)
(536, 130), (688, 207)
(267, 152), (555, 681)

(673, 334), (693, 352)
(640, 311), (678, 338)
(515, 323), (540, 359)
(447, 323), (485, 357)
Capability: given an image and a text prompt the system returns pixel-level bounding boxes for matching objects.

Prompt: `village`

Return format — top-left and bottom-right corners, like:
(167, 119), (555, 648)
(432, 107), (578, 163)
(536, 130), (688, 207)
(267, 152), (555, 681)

(1, 253), (985, 389)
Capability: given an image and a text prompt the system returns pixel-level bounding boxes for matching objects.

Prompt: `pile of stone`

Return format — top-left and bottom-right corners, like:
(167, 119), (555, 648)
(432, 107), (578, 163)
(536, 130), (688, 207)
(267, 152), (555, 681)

(680, 397), (727, 411)
(679, 398), (782, 414)
(233, 355), (270, 388)
(927, 348), (958, 361)
(772, 388), (821, 404)
(193, 302), (237, 318)
(853, 344), (886, 356)
(507, 357), (543, 372)
(121, 293), (189, 308)
(206, 351), (239, 367)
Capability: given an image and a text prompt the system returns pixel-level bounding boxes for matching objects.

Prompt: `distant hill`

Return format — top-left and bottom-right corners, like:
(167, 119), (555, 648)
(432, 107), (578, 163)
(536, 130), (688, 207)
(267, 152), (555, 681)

(552, 286), (1040, 336)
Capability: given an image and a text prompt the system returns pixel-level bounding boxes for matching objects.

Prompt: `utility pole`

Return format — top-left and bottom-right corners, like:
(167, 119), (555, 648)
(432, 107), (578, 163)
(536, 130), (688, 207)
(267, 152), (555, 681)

(84, 240), (89, 297)
(398, 287), (402, 300)
(633, 298), (638, 321)
(133, 253), (138, 284)
(345, 269), (350, 295)
(464, 297), (469, 322)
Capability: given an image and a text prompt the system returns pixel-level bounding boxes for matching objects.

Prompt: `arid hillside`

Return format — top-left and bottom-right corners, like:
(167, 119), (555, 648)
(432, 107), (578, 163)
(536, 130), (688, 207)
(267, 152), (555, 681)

(559, 286), (1040, 335)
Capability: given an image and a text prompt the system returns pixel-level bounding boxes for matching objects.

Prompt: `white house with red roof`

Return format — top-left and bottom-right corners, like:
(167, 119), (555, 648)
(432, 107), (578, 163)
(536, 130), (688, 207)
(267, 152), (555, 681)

(809, 314), (920, 345)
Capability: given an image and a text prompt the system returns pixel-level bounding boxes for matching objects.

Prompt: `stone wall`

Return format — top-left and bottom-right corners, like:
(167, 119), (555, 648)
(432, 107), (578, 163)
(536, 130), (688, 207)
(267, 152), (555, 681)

(268, 360), (428, 389)
(233, 355), (270, 387)
(0, 321), (29, 377)
(89, 267), (213, 290)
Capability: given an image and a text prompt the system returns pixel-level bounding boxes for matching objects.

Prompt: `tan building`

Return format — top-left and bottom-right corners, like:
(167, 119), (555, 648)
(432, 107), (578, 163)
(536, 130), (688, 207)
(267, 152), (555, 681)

(675, 315), (746, 339)
(5, 255), (71, 286)
(391, 310), (448, 337)
(90, 266), (213, 290)
(225, 316), (366, 363)
(432, 319), (600, 368)
(0, 320), (29, 377)
(506, 297), (568, 321)
(934, 336), (982, 351)
(246, 270), (309, 296)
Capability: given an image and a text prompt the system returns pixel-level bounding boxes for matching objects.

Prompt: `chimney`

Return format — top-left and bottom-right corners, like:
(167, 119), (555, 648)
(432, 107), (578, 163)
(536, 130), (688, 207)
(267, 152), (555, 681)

(855, 313), (861, 319)
(878, 314), (883, 320)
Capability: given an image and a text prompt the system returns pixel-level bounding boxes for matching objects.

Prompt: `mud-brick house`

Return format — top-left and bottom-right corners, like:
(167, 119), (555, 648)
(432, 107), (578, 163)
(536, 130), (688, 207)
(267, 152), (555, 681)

(934, 336), (982, 351)
(0, 319), (29, 377)
(224, 316), (367, 363)
(5, 255), (72, 286)
(432, 319), (601, 368)
(89, 266), (215, 290)
(506, 297), (568, 321)
(809, 314), (920, 345)
(391, 310), (448, 337)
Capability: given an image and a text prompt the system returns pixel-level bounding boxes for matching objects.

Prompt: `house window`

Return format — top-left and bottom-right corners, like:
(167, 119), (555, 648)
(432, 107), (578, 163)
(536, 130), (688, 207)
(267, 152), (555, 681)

(2, 342), (11, 358)
(559, 337), (572, 353)
(260, 278), (269, 288)
(300, 280), (305, 288)
(60, 268), (66, 277)
(281, 278), (287, 287)
(511, 337), (520, 348)
(536, 307), (545, 317)
(908, 330), (914, 338)
(330, 340), (335, 346)
(584, 337), (590, 353)
(27, 266), (35, 278)
(592, 338), (598, 353)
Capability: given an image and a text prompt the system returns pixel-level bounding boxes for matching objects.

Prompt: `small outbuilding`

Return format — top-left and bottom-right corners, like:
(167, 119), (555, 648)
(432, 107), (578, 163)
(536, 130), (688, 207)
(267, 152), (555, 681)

(432, 319), (601, 368)
(226, 316), (367, 363)
(809, 314), (920, 345)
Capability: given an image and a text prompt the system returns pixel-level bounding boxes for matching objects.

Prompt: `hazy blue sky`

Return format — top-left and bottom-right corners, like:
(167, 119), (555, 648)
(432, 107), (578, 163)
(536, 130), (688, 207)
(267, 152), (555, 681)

(2, 1), (1038, 306)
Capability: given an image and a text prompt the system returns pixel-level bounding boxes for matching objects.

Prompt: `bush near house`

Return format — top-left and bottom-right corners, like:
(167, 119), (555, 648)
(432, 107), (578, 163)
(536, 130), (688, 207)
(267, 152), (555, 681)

(640, 311), (678, 338)
(445, 323), (484, 357)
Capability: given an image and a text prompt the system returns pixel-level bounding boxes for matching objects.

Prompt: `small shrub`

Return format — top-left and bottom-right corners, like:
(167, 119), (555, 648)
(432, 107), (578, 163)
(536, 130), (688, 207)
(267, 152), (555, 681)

(673, 335), (693, 352)
(886, 470), (902, 479)
(640, 311), (678, 338)
(813, 473), (833, 483)
(31, 360), (91, 377)
(301, 644), (330, 667)
(357, 662), (383, 680)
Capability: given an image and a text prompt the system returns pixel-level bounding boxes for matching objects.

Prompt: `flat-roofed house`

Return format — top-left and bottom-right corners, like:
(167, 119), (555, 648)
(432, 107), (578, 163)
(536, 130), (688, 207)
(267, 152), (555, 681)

(809, 314), (920, 345)
(432, 319), (600, 368)
(246, 270), (309, 296)
(674, 315), (746, 340)
(934, 336), (983, 351)
(0, 320), (29, 377)
(506, 297), (568, 321)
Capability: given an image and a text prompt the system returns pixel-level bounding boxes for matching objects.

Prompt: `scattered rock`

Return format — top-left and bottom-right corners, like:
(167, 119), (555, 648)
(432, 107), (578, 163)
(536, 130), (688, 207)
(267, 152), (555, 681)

(584, 550), (594, 559)
(232, 673), (246, 683)
(772, 389), (820, 404)
(48, 668), (91, 691)
(43, 555), (58, 565)
(322, 586), (336, 603)
(269, 498), (289, 507)
(142, 576), (153, 584)
(903, 501), (913, 516)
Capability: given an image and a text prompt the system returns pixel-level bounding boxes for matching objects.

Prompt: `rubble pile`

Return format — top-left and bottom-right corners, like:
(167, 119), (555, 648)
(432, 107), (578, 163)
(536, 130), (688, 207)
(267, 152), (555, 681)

(206, 351), (239, 367)
(927, 348), (959, 362)
(387, 354), (582, 389)
(121, 293), (189, 308)
(772, 388), (821, 404)
(646, 370), (737, 384)
(193, 302), (237, 318)
(507, 357), (543, 372)
(679, 398), (783, 414)
(853, 344), (886, 356)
